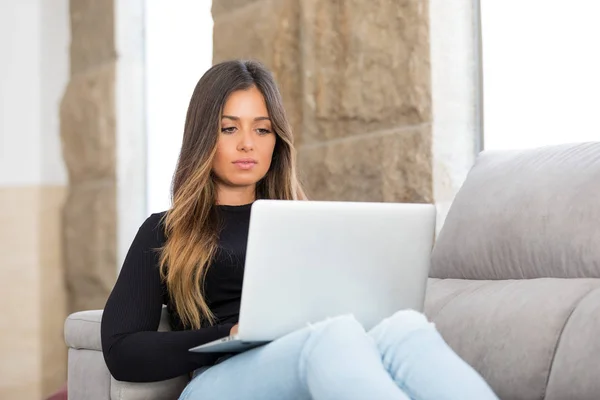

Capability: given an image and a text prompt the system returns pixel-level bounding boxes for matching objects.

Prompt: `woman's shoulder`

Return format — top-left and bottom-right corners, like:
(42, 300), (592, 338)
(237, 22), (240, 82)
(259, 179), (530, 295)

(135, 211), (168, 246)
(144, 211), (168, 227)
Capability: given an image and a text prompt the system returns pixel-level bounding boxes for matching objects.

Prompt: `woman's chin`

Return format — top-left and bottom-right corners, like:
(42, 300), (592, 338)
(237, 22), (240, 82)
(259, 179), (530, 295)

(224, 177), (262, 188)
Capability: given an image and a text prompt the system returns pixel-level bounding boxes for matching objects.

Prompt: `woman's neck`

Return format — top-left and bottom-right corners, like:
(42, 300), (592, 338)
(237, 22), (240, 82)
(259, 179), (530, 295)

(216, 185), (256, 206)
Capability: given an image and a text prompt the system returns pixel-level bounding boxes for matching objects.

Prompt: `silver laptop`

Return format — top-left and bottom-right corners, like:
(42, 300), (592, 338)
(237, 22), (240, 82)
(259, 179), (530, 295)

(189, 199), (436, 353)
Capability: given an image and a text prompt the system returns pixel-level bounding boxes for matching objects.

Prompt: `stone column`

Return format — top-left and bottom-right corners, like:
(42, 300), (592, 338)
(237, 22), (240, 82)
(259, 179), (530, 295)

(60, 0), (117, 313)
(213, 0), (432, 203)
(213, 0), (304, 144)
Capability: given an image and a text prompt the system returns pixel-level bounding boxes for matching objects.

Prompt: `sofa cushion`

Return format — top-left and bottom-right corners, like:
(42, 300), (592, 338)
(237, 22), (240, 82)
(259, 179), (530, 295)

(546, 286), (600, 400)
(425, 277), (600, 400)
(431, 142), (600, 280)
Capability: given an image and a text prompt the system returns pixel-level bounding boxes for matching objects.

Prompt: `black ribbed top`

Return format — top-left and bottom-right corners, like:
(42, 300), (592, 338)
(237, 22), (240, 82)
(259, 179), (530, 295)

(100, 204), (251, 382)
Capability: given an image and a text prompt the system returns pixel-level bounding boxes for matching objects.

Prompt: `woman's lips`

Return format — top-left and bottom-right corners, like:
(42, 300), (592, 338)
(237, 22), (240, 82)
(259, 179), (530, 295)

(232, 160), (257, 170)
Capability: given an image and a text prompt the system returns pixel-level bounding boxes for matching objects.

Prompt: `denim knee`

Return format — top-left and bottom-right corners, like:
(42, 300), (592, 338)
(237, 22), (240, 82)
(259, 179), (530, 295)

(386, 309), (431, 328)
(369, 309), (434, 345)
(304, 314), (367, 348)
(298, 315), (369, 374)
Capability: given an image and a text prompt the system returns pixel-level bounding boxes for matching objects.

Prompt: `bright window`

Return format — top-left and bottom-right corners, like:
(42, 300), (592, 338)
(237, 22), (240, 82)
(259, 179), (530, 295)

(145, 0), (214, 214)
(481, 1), (600, 150)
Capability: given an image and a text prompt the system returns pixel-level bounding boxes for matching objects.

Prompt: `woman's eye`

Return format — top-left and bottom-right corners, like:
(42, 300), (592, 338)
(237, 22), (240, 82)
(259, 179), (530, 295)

(257, 128), (272, 135)
(221, 127), (236, 134)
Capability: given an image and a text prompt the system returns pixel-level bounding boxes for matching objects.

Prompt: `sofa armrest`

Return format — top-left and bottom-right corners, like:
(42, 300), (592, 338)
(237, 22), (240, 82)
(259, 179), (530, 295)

(111, 377), (188, 400)
(65, 309), (103, 351)
(65, 310), (110, 400)
(65, 306), (176, 351)
(65, 308), (189, 400)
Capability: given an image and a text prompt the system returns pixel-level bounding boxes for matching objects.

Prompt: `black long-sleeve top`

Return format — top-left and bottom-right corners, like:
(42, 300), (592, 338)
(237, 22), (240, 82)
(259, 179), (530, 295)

(100, 203), (252, 382)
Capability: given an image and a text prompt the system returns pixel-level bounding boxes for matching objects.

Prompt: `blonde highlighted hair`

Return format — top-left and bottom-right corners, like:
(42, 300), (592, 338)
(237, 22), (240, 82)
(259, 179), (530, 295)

(159, 60), (305, 329)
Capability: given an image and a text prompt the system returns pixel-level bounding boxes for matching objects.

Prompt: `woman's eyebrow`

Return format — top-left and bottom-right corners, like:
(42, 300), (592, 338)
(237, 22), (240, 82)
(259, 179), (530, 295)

(221, 115), (270, 121)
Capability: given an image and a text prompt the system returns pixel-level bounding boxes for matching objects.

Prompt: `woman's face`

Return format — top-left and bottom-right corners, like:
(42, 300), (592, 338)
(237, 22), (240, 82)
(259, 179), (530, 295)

(212, 86), (276, 194)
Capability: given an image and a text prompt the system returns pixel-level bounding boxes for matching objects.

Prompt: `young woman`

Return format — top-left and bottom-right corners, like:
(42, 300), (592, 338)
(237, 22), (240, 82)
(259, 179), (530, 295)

(101, 60), (498, 400)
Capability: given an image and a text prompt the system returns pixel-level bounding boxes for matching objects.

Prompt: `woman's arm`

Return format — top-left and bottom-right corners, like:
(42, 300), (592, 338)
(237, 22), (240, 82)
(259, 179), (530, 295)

(100, 214), (234, 382)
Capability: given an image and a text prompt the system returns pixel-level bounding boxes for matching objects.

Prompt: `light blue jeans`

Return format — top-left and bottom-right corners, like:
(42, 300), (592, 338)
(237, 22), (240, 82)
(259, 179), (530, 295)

(179, 310), (498, 400)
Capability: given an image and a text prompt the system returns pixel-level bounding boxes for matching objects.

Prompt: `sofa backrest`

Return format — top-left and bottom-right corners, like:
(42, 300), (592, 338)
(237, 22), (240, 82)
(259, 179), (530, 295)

(431, 142), (600, 280)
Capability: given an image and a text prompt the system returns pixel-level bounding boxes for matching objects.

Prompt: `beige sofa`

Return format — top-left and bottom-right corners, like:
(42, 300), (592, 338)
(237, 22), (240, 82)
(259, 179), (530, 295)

(65, 142), (600, 399)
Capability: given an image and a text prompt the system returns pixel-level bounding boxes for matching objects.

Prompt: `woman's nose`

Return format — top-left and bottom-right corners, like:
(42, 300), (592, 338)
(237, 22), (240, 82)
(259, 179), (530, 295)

(237, 128), (254, 151)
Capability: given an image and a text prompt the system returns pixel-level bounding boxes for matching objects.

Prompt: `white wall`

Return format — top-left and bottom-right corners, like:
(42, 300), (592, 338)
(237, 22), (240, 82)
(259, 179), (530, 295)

(430, 0), (481, 231)
(0, 0), (69, 187)
(144, 0), (213, 214)
(115, 0), (148, 268)
(114, 0), (213, 267)
(40, 0), (70, 185)
(481, 1), (600, 150)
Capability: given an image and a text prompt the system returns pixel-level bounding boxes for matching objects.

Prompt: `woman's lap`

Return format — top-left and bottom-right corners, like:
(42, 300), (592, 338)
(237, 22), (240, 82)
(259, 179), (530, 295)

(178, 310), (498, 400)
(179, 314), (408, 400)
(181, 327), (311, 400)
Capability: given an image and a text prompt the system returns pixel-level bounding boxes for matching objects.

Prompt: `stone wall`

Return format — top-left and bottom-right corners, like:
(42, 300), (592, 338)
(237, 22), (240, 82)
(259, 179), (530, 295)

(213, 0), (433, 203)
(60, 0), (117, 313)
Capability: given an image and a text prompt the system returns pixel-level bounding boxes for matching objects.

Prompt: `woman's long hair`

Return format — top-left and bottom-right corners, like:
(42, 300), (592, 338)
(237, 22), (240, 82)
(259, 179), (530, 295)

(159, 60), (306, 329)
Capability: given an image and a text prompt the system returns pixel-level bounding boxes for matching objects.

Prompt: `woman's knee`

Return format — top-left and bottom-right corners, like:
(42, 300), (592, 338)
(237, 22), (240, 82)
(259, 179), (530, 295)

(307, 314), (365, 340)
(298, 315), (378, 382)
(300, 314), (371, 356)
(369, 309), (435, 344)
(387, 309), (431, 328)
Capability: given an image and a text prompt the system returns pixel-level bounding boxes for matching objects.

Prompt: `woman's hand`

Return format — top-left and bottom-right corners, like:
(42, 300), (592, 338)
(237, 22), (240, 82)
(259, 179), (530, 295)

(230, 324), (239, 335)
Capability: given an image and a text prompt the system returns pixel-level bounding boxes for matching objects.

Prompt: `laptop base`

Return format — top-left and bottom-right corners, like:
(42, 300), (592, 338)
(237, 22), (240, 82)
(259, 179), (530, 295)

(190, 336), (269, 353)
